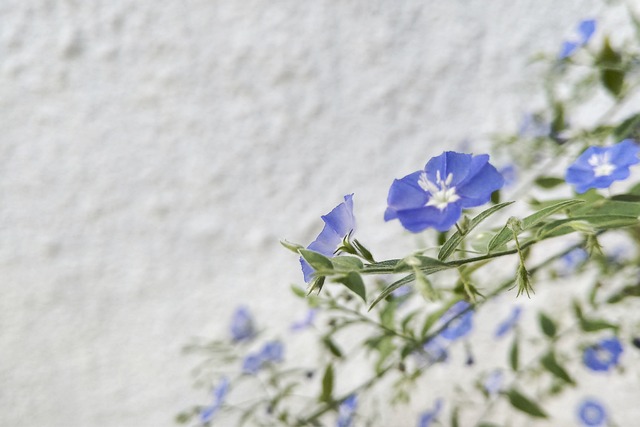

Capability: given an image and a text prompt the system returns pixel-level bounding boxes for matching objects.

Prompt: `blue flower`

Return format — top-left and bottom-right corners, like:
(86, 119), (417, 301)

(301, 194), (356, 282)
(560, 247), (589, 274)
(566, 140), (639, 193)
(583, 337), (623, 372)
(483, 370), (503, 396)
(417, 399), (443, 427)
(559, 19), (596, 59)
(494, 306), (522, 339)
(242, 341), (285, 374)
(291, 309), (317, 331)
(384, 152), (504, 232)
(199, 377), (229, 424)
(439, 301), (473, 341)
(577, 398), (607, 427)
(336, 395), (357, 427)
(422, 335), (449, 364)
(499, 164), (517, 188)
(230, 306), (255, 342)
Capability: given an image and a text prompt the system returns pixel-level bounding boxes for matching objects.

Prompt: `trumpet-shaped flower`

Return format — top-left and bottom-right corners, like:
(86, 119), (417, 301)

(559, 19), (596, 59)
(583, 337), (623, 372)
(301, 194), (356, 282)
(577, 398), (607, 427)
(566, 140), (639, 193)
(385, 152), (504, 232)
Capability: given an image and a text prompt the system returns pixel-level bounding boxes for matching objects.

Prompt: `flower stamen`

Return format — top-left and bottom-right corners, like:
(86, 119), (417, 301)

(419, 171), (460, 211)
(588, 153), (615, 177)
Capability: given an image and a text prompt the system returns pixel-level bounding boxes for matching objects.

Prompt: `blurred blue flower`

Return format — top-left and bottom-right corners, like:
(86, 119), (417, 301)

(259, 341), (284, 363)
(559, 19), (596, 59)
(199, 377), (229, 424)
(583, 337), (623, 372)
(483, 370), (503, 396)
(499, 164), (517, 188)
(385, 152), (504, 232)
(301, 194), (356, 282)
(560, 247), (589, 275)
(423, 334), (449, 364)
(577, 398), (607, 427)
(230, 306), (255, 342)
(439, 301), (473, 341)
(336, 395), (357, 427)
(291, 309), (317, 331)
(566, 140), (640, 193)
(494, 306), (522, 339)
(417, 399), (443, 427)
(518, 113), (550, 138)
(242, 341), (285, 374)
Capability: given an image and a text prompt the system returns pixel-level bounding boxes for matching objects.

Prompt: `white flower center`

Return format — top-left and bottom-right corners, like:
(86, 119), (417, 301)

(594, 347), (613, 364)
(588, 153), (615, 177)
(418, 171), (460, 211)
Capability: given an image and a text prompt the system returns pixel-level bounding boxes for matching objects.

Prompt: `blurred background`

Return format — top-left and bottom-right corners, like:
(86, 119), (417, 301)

(0, 1), (615, 425)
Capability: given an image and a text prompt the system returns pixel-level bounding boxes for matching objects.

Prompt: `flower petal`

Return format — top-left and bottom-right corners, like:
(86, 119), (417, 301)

(425, 152), (473, 187)
(578, 19), (596, 44)
(321, 194), (355, 237)
(396, 203), (462, 233)
(385, 171), (428, 221)
(456, 160), (504, 207)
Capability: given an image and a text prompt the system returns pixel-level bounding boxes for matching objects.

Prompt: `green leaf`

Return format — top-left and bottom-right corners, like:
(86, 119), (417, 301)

(488, 200), (584, 252)
(537, 215), (638, 238)
(451, 406), (460, 427)
(299, 249), (334, 272)
(290, 284), (306, 298)
(607, 284), (640, 304)
(598, 37), (625, 97)
(336, 272), (366, 302)
(369, 274), (415, 311)
(613, 113), (640, 140)
(509, 338), (519, 371)
(571, 199), (640, 217)
(506, 389), (548, 418)
(538, 312), (557, 338)
(541, 352), (575, 385)
(363, 259), (401, 274)
(322, 336), (343, 358)
(579, 317), (618, 333)
(320, 364), (334, 403)
(331, 256), (364, 271)
(438, 201), (514, 261)
(280, 239), (304, 253)
(534, 177), (565, 189)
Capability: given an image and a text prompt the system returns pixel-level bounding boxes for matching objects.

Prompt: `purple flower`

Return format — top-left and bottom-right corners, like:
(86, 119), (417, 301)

(494, 306), (522, 339)
(583, 337), (623, 372)
(560, 247), (589, 274)
(336, 395), (357, 427)
(559, 19), (596, 59)
(242, 341), (285, 374)
(439, 301), (473, 341)
(230, 306), (255, 342)
(301, 194), (356, 282)
(422, 335), (449, 364)
(291, 309), (317, 331)
(577, 398), (607, 427)
(384, 152), (504, 232)
(417, 399), (443, 427)
(566, 140), (639, 193)
(199, 377), (229, 424)
(483, 370), (503, 396)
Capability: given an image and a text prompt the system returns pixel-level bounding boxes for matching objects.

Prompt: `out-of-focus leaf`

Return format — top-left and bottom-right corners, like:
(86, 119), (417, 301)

(506, 389), (548, 418)
(320, 364), (334, 403)
(510, 338), (519, 371)
(538, 312), (557, 338)
(541, 352), (576, 385)
(368, 274), (415, 311)
(613, 113), (640, 140)
(598, 37), (625, 97)
(322, 336), (343, 358)
(534, 177), (565, 189)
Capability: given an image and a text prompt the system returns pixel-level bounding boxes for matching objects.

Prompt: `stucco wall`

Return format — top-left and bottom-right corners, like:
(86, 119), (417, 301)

(0, 1), (619, 426)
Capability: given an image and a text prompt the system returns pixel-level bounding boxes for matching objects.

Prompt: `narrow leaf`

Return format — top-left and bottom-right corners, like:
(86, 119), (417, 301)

(534, 177), (564, 189)
(613, 113), (640, 140)
(438, 201), (514, 260)
(509, 338), (519, 371)
(541, 352), (575, 385)
(322, 337), (343, 358)
(506, 389), (548, 418)
(331, 256), (364, 271)
(320, 364), (334, 403)
(336, 272), (366, 302)
(538, 312), (557, 338)
(368, 274), (415, 311)
(579, 317), (618, 333)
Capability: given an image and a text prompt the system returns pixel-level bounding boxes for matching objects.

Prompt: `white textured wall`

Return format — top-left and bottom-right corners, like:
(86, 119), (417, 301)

(0, 1), (612, 426)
